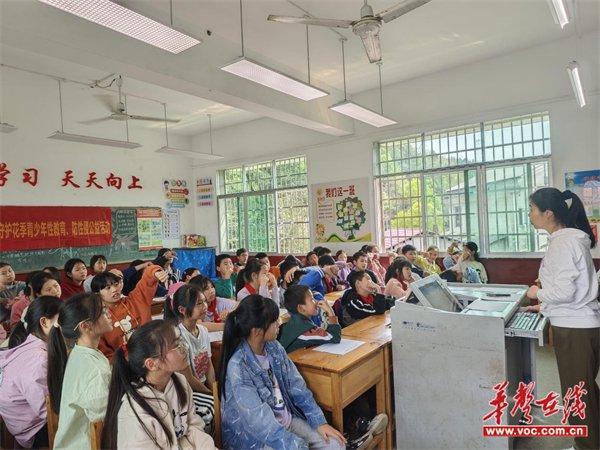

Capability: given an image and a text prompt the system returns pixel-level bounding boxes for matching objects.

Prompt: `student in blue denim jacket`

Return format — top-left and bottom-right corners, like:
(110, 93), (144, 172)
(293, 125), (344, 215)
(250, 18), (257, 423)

(218, 295), (346, 450)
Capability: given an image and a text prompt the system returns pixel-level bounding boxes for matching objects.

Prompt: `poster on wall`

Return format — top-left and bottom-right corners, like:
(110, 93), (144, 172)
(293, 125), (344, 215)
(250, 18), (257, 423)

(312, 178), (372, 243)
(565, 169), (600, 240)
(0, 206), (112, 251)
(163, 179), (189, 208)
(163, 209), (181, 241)
(196, 177), (214, 207)
(136, 208), (163, 251)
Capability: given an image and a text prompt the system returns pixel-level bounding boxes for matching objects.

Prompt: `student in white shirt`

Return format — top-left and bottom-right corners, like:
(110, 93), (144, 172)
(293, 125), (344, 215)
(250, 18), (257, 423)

(527, 187), (599, 450)
(163, 284), (216, 432)
(101, 320), (215, 450)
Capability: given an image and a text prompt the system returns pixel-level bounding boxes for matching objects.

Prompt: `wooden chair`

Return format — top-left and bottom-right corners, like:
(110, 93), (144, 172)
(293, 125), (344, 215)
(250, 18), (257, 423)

(45, 396), (59, 449)
(212, 381), (222, 449)
(90, 421), (103, 450)
(0, 415), (16, 450)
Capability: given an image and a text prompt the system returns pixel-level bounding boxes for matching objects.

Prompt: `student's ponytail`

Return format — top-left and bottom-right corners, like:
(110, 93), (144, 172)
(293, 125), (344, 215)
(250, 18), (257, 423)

(101, 320), (187, 450)
(8, 296), (61, 349)
(47, 293), (104, 413)
(530, 187), (596, 248)
(218, 295), (279, 399)
(163, 284), (203, 322)
(242, 259), (263, 284)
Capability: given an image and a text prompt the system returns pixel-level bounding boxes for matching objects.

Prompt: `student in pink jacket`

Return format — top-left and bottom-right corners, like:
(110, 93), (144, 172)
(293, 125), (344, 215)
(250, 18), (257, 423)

(0, 296), (61, 448)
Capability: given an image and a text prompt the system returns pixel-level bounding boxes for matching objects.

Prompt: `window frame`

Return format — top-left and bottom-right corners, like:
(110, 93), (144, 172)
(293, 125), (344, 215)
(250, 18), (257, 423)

(375, 113), (552, 257)
(217, 156), (309, 254)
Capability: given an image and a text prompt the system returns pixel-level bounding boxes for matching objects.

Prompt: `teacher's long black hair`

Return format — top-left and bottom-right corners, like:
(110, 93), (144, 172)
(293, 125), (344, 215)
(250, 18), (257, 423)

(529, 187), (596, 248)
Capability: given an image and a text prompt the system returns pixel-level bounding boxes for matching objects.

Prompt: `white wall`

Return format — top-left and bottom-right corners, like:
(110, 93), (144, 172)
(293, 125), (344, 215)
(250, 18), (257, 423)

(0, 67), (198, 248)
(191, 32), (600, 256)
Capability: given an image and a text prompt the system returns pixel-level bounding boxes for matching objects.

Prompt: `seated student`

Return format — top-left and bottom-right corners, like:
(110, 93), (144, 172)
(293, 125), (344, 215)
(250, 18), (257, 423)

(181, 267), (200, 283)
(362, 245), (386, 285)
(304, 251), (319, 267)
(92, 266), (167, 360)
(10, 271), (62, 326)
(60, 258), (88, 300)
(350, 251), (381, 285)
(235, 248), (249, 272)
(213, 254), (237, 299)
(236, 258), (280, 304)
(462, 242), (488, 283)
(400, 245), (425, 278)
(0, 262), (27, 322)
(316, 246), (332, 258)
(279, 285), (341, 353)
(83, 254), (107, 293)
(49, 293), (113, 450)
(383, 259), (420, 299)
(0, 297), (61, 449)
(335, 250), (348, 263)
(163, 284), (216, 432)
(189, 275), (237, 332)
(153, 255), (178, 297)
(414, 245), (442, 276)
(442, 242), (461, 270)
(298, 255), (342, 300)
(101, 320), (216, 450)
(121, 260), (152, 295)
(219, 295), (346, 450)
(337, 271), (395, 327)
(255, 252), (270, 268)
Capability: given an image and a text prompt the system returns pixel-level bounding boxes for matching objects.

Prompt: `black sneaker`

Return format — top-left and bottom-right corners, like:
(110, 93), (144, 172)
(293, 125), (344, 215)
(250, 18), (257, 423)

(346, 431), (373, 450)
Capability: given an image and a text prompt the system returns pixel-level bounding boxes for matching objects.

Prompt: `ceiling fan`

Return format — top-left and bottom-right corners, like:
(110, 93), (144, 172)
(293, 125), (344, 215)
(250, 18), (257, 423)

(80, 76), (180, 125)
(267, 0), (432, 64)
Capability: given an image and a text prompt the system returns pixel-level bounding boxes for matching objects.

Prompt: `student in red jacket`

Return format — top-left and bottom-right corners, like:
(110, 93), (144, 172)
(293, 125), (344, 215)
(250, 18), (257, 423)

(91, 265), (167, 360)
(60, 258), (87, 300)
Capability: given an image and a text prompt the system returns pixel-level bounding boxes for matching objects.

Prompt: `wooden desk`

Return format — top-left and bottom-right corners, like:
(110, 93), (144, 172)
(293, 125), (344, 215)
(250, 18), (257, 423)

(151, 298), (165, 317)
(289, 337), (388, 449)
(342, 313), (393, 447)
(324, 290), (344, 303)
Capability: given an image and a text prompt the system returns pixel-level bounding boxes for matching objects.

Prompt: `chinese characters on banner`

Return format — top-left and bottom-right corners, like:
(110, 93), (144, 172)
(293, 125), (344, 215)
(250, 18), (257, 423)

(196, 177), (214, 207)
(163, 179), (189, 208)
(0, 162), (143, 190)
(565, 170), (600, 241)
(312, 178), (372, 243)
(0, 206), (112, 251)
(136, 208), (163, 251)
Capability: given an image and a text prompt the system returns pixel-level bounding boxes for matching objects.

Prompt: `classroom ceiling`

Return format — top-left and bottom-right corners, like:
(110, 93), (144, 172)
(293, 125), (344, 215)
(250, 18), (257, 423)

(0, 0), (598, 137)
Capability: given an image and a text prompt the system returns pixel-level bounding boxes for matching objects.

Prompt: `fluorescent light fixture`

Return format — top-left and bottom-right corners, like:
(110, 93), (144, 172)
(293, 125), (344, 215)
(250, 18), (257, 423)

(547, 0), (569, 29)
(37, 0), (201, 53)
(221, 57), (328, 101)
(48, 131), (141, 149)
(567, 61), (586, 108)
(0, 122), (17, 133)
(330, 100), (397, 127)
(156, 146), (224, 160)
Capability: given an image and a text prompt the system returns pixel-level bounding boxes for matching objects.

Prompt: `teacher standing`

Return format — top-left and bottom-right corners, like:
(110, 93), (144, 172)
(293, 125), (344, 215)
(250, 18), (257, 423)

(527, 187), (599, 450)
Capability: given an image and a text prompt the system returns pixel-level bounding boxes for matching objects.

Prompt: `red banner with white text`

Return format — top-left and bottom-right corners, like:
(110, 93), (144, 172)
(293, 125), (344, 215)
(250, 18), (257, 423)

(0, 206), (112, 251)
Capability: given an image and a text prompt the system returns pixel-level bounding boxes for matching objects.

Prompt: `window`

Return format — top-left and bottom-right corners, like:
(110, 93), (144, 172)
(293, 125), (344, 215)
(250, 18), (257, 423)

(218, 156), (309, 254)
(376, 112), (551, 254)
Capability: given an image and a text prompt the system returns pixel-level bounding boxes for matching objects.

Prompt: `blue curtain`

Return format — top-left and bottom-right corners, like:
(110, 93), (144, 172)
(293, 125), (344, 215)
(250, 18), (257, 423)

(172, 248), (216, 279)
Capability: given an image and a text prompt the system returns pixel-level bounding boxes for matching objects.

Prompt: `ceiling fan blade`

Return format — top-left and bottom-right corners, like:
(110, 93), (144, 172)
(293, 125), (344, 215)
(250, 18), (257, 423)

(377, 0), (432, 23)
(78, 117), (112, 125)
(358, 32), (382, 63)
(128, 114), (180, 123)
(93, 93), (117, 113)
(267, 14), (353, 28)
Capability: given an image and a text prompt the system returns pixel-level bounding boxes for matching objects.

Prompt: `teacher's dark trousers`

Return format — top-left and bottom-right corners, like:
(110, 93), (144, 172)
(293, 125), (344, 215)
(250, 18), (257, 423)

(552, 325), (600, 450)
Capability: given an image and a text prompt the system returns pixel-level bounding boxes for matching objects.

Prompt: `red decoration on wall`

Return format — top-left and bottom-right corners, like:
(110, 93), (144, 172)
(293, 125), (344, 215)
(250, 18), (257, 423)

(22, 168), (39, 186)
(0, 206), (112, 251)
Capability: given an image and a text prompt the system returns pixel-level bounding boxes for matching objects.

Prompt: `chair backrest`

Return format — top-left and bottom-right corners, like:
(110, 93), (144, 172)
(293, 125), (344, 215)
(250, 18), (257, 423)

(90, 421), (103, 450)
(45, 395), (59, 449)
(212, 381), (221, 449)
